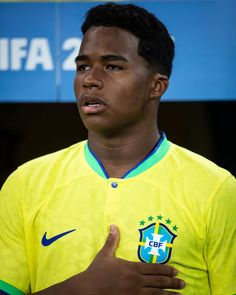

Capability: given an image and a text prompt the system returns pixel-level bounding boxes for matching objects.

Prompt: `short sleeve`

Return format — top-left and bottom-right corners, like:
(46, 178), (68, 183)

(204, 175), (236, 295)
(0, 170), (30, 295)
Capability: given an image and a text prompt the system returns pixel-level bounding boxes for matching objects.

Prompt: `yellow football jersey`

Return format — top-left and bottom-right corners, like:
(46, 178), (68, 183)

(0, 133), (236, 294)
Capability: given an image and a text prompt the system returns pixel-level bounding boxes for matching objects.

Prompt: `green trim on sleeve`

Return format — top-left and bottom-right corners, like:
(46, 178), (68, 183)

(0, 280), (25, 295)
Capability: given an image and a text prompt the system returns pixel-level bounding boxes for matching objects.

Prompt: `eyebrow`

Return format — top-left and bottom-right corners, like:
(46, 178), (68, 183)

(74, 54), (128, 63)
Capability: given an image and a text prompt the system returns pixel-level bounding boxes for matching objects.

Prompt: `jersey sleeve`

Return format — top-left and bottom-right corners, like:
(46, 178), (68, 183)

(204, 174), (236, 295)
(0, 170), (30, 295)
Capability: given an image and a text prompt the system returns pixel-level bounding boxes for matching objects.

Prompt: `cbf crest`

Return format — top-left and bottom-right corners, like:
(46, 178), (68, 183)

(138, 215), (178, 264)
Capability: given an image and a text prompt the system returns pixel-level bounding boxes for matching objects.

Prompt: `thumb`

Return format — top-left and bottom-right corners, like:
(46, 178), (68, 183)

(99, 224), (120, 257)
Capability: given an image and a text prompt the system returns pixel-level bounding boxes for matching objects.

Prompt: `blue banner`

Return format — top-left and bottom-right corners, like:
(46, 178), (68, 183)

(0, 1), (236, 102)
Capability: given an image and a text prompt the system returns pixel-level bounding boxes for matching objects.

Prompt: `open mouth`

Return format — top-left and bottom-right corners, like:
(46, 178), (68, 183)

(80, 96), (107, 114)
(84, 101), (101, 107)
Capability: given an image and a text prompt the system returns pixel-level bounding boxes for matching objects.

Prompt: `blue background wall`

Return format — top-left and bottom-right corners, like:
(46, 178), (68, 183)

(0, 0), (236, 102)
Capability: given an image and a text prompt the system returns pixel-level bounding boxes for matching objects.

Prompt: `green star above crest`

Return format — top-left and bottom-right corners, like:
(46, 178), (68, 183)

(139, 220), (145, 226)
(148, 216), (154, 221)
(157, 214), (163, 220)
(139, 215), (178, 231)
(173, 225), (178, 231)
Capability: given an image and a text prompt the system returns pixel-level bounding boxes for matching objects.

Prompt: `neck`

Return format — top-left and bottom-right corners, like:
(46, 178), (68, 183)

(88, 126), (160, 178)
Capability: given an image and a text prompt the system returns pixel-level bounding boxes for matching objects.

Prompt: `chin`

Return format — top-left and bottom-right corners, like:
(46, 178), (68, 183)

(81, 117), (110, 134)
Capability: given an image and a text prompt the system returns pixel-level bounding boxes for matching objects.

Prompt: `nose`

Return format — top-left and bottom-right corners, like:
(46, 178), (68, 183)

(83, 67), (103, 89)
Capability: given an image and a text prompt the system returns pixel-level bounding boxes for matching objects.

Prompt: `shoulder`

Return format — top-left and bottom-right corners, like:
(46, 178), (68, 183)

(22, 141), (85, 167)
(158, 142), (236, 226)
(1, 141), (87, 192)
(165, 142), (235, 206)
(168, 142), (232, 181)
(21, 140), (85, 170)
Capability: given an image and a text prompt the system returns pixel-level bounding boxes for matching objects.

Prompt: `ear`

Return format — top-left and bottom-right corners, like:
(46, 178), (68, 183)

(150, 73), (169, 100)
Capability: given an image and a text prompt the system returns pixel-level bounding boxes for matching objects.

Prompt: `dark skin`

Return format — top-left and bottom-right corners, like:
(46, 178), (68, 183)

(75, 26), (167, 178)
(33, 27), (186, 294)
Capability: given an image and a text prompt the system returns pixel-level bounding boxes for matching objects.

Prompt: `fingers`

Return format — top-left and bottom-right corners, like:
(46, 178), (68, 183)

(134, 262), (178, 277)
(141, 288), (183, 295)
(97, 224), (120, 257)
(142, 274), (186, 290)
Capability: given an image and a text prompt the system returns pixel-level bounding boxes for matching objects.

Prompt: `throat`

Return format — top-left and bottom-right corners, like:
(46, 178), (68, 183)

(87, 130), (161, 179)
(101, 160), (139, 179)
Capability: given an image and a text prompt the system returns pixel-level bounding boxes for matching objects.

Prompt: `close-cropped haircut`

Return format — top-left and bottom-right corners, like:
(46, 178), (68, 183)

(81, 2), (175, 78)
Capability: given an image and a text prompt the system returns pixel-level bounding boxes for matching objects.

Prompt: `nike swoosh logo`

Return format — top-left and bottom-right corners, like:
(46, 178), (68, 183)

(41, 229), (76, 246)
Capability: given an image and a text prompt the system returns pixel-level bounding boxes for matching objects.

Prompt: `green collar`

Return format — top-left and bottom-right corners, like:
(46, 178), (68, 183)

(84, 132), (170, 179)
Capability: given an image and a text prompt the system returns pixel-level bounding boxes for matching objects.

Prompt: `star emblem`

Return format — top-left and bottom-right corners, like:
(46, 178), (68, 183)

(140, 220), (145, 226)
(172, 225), (178, 231)
(148, 216), (154, 221)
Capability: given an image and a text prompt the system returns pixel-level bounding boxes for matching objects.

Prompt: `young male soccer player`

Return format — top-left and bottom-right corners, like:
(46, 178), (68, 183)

(0, 3), (236, 295)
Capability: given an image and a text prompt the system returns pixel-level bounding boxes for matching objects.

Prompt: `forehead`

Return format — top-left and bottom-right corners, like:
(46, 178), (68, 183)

(79, 26), (140, 58)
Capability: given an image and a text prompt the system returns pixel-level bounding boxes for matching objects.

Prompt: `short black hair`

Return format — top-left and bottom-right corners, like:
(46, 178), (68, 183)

(82, 2), (175, 78)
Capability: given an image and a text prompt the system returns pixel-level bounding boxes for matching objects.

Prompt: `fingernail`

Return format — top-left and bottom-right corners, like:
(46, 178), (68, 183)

(180, 280), (186, 289)
(173, 268), (178, 276)
(110, 224), (114, 233)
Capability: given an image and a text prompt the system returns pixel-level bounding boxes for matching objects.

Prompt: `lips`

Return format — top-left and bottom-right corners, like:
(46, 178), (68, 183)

(79, 95), (107, 114)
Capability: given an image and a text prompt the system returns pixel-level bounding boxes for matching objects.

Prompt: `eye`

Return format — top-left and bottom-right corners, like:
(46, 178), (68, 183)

(76, 64), (90, 72)
(105, 64), (122, 71)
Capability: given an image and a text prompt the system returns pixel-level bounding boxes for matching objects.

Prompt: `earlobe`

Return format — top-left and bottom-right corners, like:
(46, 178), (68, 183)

(150, 73), (169, 99)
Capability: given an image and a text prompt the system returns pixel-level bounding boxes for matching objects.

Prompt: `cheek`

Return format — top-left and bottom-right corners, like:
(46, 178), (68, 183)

(74, 74), (85, 96)
(117, 77), (148, 105)
(115, 76), (144, 96)
(74, 77), (80, 97)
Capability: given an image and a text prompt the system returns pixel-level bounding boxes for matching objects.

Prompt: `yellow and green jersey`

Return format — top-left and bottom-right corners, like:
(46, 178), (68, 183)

(0, 133), (236, 295)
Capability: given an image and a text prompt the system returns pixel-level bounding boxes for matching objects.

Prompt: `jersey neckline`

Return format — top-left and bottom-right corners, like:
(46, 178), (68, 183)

(84, 132), (170, 179)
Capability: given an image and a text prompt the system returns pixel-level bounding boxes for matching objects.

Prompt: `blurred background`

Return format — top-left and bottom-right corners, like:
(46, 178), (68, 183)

(0, 0), (236, 187)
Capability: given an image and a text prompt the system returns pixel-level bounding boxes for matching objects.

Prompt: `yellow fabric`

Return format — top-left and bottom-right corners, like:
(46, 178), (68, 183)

(0, 140), (236, 294)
